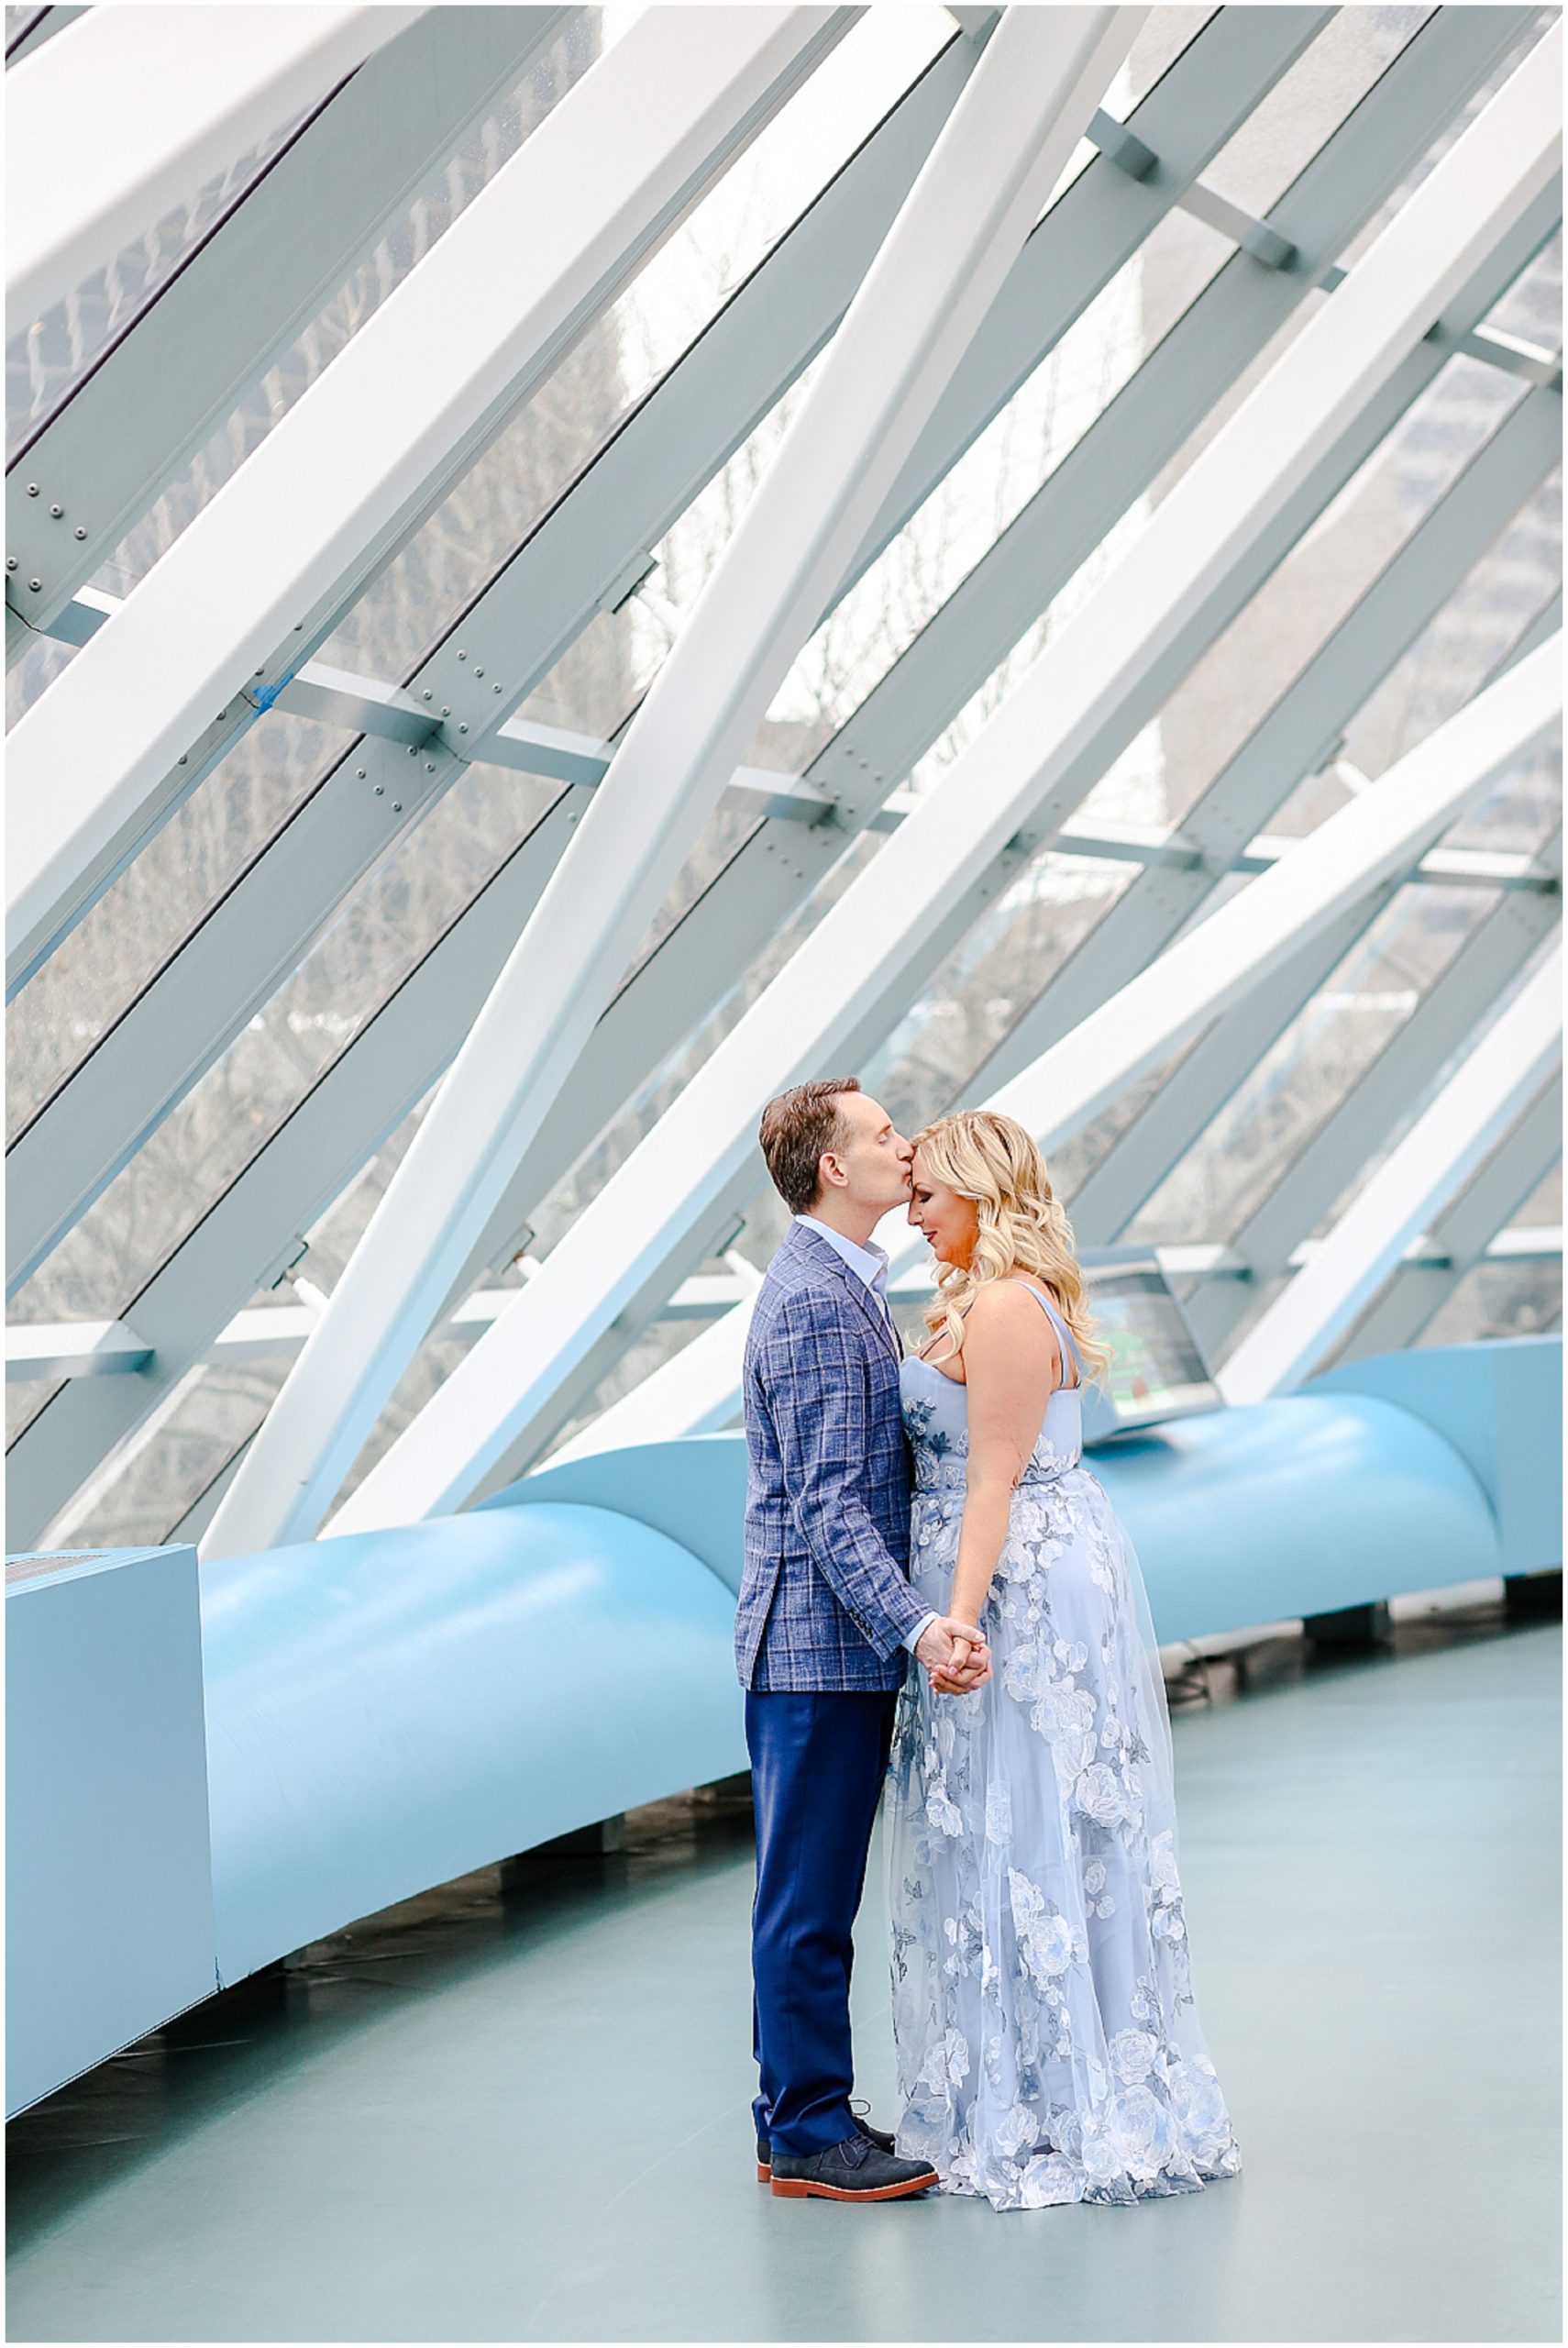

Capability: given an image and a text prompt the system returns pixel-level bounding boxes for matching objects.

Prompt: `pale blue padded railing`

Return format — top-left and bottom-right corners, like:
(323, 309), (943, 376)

(7, 1337), (1560, 2112)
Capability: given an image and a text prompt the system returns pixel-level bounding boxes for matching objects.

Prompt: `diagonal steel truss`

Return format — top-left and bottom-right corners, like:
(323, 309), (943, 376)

(5, 6), (1560, 1554)
(311, 27), (1563, 1537)
(6, 3), (1331, 1288)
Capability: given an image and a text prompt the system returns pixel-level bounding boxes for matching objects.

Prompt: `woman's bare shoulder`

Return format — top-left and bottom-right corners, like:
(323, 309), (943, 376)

(964, 1279), (1055, 1338)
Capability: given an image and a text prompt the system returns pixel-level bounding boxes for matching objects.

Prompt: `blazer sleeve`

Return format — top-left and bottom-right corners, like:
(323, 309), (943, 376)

(757, 1288), (928, 1661)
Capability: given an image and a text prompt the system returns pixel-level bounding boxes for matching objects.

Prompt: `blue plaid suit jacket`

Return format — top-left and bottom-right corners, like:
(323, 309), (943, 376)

(735, 1219), (925, 1692)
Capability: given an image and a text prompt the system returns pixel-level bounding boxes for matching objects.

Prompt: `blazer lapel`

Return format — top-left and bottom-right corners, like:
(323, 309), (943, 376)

(788, 1224), (901, 1366)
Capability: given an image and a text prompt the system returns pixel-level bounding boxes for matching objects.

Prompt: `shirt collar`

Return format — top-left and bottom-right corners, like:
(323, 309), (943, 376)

(795, 1214), (890, 1292)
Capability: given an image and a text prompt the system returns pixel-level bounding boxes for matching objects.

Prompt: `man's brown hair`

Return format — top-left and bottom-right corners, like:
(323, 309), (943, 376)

(758, 1077), (862, 1215)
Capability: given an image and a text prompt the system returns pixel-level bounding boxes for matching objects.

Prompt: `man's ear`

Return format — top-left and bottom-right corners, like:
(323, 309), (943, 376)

(818, 1150), (848, 1191)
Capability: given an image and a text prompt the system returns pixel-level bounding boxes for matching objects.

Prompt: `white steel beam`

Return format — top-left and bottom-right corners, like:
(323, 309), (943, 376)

(963, 371), (1565, 1102)
(0, 7), (1539, 1545)
(6, 9), (91, 69)
(980, 645), (1561, 1180)
(544, 1310), (756, 1461)
(22, 1216), (1563, 1392)
(1068, 892), (1401, 1246)
(544, 1205), (1568, 1461)
(445, 53), (1561, 1328)
(317, 20), (1566, 1534)
(487, 641), (1562, 1478)
(6, 1323), (152, 1382)
(6, 2), (1318, 1266)
(1339, 1075), (1563, 1357)
(1067, 585), (1565, 1253)
(1218, 944), (1562, 1399)
(203, 6), (1150, 1561)
(28, 594), (1559, 889)
(6, 6), (422, 329)
(1189, 825), (1564, 1358)
(12, 7), (1485, 1312)
(4, 5), (854, 989)
(6, 7), (572, 659)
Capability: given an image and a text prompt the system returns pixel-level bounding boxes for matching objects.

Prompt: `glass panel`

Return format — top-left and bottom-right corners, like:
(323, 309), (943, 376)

(1300, 936), (1560, 1244)
(6, 705), (347, 1132)
(1202, 8), (1434, 215)
(5, 628), (72, 725)
(1048, 1035), (1208, 1209)
(1415, 1255), (1561, 1345)
(1327, 482), (1562, 856)
(1480, 226), (1562, 346)
(1133, 13), (1559, 509)
(1094, 357), (1535, 843)
(1334, 10), (1562, 273)
(1115, 11), (1219, 120)
(866, 854), (1141, 1136)
(5, 10), (955, 1120)
(5, 18), (605, 1130)
(605, 7), (954, 391)
(1124, 880), (1508, 1246)
(755, 206), (1231, 769)
(6, 112), (310, 457)
(1510, 1161), (1563, 1228)
(12, 14), (603, 648)
(317, 8), (956, 686)
(6, 758), (568, 1326)
(40, 1358), (288, 1554)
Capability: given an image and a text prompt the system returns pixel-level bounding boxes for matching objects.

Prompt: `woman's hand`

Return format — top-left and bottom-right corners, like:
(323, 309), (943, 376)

(931, 1631), (991, 1697)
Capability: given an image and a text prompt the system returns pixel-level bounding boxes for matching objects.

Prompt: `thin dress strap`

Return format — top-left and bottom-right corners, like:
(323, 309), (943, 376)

(1003, 1278), (1084, 1390)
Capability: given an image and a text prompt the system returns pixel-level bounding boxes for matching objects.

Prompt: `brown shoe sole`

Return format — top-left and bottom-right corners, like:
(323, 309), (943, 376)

(769, 2170), (937, 2200)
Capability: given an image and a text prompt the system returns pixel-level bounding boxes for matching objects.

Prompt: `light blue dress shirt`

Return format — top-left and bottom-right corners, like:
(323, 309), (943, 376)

(795, 1214), (938, 1657)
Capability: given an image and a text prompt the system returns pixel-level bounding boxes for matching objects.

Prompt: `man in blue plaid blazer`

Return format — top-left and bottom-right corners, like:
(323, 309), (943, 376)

(739, 1078), (988, 2202)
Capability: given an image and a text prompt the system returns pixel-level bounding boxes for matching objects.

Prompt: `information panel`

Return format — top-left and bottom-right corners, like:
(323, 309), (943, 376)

(1078, 1251), (1222, 1442)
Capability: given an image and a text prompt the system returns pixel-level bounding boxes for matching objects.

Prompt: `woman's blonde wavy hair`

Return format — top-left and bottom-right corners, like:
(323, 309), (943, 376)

(912, 1110), (1110, 1384)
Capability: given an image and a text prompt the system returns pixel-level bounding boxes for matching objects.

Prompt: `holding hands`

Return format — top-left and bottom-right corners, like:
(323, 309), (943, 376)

(915, 1613), (991, 1697)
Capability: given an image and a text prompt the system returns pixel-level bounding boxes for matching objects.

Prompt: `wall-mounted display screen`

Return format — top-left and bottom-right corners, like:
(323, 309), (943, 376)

(1078, 1254), (1222, 1443)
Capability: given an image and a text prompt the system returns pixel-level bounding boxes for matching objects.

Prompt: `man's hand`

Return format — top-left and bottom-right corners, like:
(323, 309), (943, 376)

(915, 1614), (991, 1695)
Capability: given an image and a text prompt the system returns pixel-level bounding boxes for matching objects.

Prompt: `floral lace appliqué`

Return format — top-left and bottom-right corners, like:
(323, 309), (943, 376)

(886, 1353), (1242, 2212)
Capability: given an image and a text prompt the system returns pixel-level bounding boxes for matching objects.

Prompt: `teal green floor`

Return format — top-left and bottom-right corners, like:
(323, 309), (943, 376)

(7, 1610), (1561, 2343)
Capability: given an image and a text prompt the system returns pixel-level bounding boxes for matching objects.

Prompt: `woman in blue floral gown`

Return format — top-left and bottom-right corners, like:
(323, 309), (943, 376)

(885, 1110), (1242, 2211)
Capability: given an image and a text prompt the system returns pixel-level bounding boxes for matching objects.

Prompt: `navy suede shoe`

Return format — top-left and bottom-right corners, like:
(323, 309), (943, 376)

(768, 2131), (937, 2201)
(756, 2111), (896, 2181)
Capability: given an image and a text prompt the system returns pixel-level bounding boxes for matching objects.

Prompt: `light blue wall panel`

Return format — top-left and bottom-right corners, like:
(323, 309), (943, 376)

(6, 1547), (216, 2118)
(202, 1503), (745, 1986)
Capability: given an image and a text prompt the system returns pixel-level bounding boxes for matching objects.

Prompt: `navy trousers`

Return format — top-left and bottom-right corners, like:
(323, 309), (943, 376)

(745, 1688), (897, 2155)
